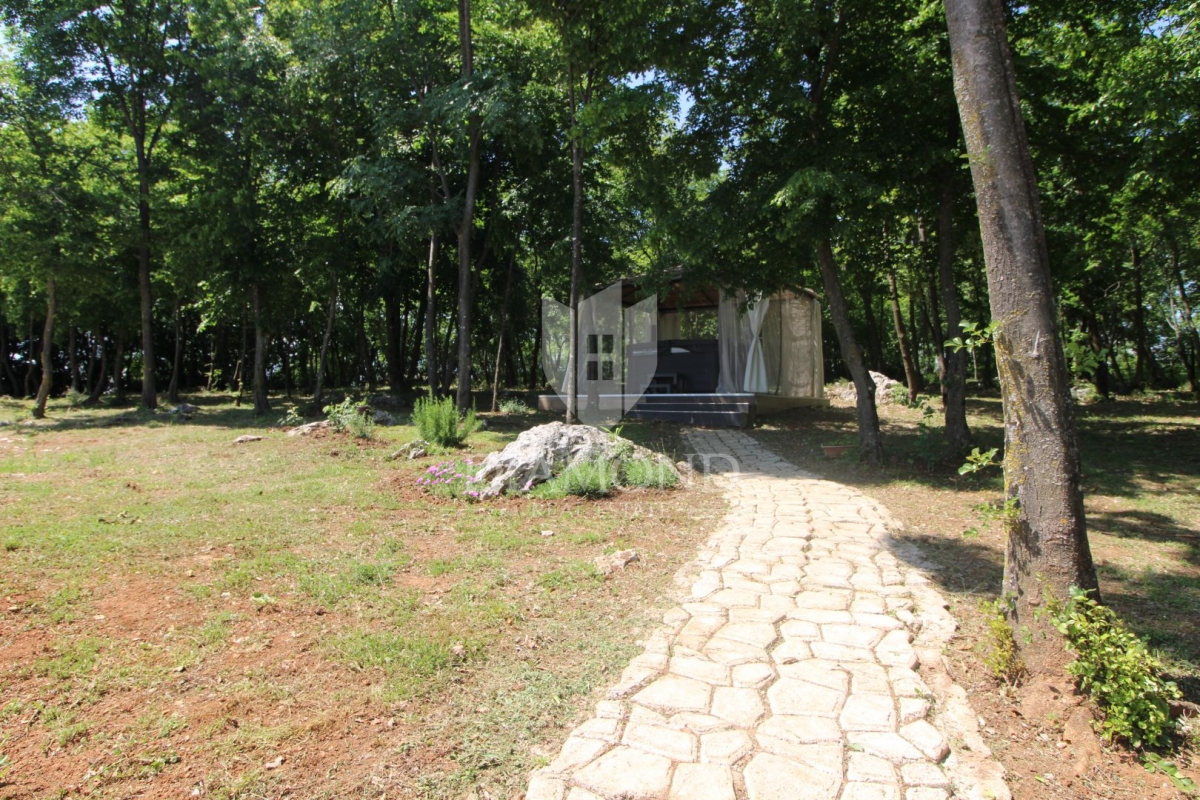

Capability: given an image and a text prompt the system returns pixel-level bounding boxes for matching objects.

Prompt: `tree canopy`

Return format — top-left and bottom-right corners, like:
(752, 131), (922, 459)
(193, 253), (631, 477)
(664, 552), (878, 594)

(0, 0), (1195, 417)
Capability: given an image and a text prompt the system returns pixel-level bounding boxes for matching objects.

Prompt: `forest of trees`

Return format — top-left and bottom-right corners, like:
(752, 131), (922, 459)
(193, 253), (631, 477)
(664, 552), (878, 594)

(1, 0), (1197, 425)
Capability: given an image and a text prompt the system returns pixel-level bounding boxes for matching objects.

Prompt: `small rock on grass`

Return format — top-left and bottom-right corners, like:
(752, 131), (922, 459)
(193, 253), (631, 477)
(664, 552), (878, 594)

(595, 549), (639, 576)
(233, 435), (264, 444)
(388, 440), (429, 460)
(287, 420), (333, 437)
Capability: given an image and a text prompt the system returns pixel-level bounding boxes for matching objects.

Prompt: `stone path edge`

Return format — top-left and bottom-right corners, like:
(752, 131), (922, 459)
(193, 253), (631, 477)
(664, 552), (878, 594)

(522, 428), (1011, 800)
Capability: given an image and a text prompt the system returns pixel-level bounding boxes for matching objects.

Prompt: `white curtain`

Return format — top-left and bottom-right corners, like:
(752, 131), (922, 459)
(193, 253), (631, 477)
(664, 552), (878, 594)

(716, 292), (747, 393)
(742, 298), (770, 393)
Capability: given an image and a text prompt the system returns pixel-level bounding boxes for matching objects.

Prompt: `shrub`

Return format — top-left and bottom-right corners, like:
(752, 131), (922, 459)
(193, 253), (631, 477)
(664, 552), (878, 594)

(498, 397), (529, 415)
(417, 459), (483, 500)
(65, 388), (88, 407)
(622, 457), (680, 489)
(534, 459), (619, 498)
(276, 404), (304, 427)
(1048, 586), (1180, 748)
(979, 596), (1024, 684)
(412, 393), (479, 447)
(323, 397), (374, 439)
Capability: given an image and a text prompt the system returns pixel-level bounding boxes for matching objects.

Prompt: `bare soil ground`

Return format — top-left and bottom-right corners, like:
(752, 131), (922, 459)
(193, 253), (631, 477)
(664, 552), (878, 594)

(753, 388), (1200, 799)
(0, 398), (722, 799)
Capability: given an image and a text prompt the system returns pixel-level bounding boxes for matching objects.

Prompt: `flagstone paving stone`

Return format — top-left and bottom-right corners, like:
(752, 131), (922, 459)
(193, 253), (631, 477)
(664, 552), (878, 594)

(525, 429), (1008, 799)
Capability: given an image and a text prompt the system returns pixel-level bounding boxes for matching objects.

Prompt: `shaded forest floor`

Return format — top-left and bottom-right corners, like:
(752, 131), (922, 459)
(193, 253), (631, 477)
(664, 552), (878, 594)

(0, 395), (721, 799)
(754, 388), (1200, 799)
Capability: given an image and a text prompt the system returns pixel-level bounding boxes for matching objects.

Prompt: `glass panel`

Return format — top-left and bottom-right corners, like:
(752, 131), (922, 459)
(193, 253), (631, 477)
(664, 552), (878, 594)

(601, 360), (614, 380)
(587, 334), (599, 354)
(586, 361), (599, 381)
(601, 334), (614, 354)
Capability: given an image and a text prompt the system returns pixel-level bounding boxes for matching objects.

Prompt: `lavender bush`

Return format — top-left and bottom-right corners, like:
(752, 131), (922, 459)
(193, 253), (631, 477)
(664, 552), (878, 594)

(417, 459), (483, 501)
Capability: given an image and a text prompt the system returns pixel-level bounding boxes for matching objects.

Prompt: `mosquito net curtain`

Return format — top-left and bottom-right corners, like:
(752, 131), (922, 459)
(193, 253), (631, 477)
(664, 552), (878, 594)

(715, 291), (824, 397)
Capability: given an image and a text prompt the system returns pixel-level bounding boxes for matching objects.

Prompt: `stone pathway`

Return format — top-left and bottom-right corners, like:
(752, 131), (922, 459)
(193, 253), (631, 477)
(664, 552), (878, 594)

(525, 429), (1009, 800)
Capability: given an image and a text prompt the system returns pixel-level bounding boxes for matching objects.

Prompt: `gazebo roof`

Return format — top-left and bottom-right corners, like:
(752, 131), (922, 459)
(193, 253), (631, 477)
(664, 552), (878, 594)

(605, 269), (820, 310)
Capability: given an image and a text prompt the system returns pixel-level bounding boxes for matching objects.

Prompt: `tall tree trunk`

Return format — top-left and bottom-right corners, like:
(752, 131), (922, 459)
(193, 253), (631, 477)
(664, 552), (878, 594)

(492, 253), (518, 411)
(24, 316), (36, 398)
(907, 290), (922, 378)
(398, 296), (410, 384)
(887, 264), (921, 403)
(33, 277), (56, 419)
(855, 277), (885, 374)
(252, 284), (270, 415)
(234, 307), (248, 405)
(354, 306), (372, 389)
(817, 239), (883, 462)
(454, 0), (483, 413)
(1081, 305), (1111, 398)
(315, 284), (338, 404)
(409, 290), (427, 384)
(918, 216), (947, 385)
(385, 291), (403, 391)
(566, 66), (586, 424)
(83, 330), (96, 395)
(425, 230), (440, 396)
(281, 336), (293, 399)
(937, 173), (971, 449)
(68, 326), (80, 393)
(168, 298), (183, 403)
(206, 333), (219, 392)
(1169, 243), (1199, 393)
(87, 333), (108, 404)
(945, 0), (1099, 675)
(1132, 244), (1150, 389)
(113, 330), (126, 404)
(0, 316), (19, 396)
(136, 143), (157, 410)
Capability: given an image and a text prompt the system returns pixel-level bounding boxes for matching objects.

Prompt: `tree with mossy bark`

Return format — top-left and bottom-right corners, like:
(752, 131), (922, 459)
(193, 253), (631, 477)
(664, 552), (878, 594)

(945, 0), (1100, 675)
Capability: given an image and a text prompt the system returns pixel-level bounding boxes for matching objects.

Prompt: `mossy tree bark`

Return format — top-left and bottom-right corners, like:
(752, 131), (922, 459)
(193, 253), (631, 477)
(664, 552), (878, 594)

(945, 0), (1099, 674)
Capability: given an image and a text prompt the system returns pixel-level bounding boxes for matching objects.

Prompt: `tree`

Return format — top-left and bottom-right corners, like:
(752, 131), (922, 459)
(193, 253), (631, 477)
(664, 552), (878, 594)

(944, 0), (1100, 673)
(3, 0), (195, 409)
(0, 52), (116, 417)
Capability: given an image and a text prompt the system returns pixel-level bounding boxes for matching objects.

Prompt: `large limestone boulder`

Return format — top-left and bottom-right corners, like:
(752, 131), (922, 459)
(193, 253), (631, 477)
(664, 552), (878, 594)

(474, 422), (675, 497)
(829, 371), (903, 406)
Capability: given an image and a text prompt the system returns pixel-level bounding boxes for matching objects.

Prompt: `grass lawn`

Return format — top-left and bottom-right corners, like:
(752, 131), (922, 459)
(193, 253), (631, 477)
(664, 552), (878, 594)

(0, 395), (721, 799)
(753, 388), (1200, 799)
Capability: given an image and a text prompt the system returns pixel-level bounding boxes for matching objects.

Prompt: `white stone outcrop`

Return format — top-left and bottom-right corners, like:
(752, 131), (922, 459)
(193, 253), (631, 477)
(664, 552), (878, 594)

(473, 422), (676, 497)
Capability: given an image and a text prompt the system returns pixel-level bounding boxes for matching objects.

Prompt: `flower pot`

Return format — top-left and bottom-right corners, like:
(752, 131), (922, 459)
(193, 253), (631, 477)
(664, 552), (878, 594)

(821, 444), (853, 458)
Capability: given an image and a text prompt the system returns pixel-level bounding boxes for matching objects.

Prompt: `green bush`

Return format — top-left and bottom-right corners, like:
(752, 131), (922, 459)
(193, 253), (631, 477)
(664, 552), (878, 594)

(979, 596), (1024, 684)
(323, 397), (374, 439)
(534, 459), (619, 498)
(1048, 586), (1181, 748)
(412, 393), (479, 447)
(65, 388), (88, 407)
(276, 404), (304, 427)
(622, 457), (680, 489)
(498, 397), (529, 415)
